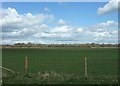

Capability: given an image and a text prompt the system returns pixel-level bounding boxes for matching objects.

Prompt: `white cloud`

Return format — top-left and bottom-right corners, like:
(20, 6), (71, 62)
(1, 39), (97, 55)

(91, 20), (118, 29)
(1, 7), (118, 44)
(34, 25), (72, 38)
(34, 32), (56, 37)
(95, 31), (111, 37)
(44, 7), (50, 12)
(77, 27), (84, 32)
(1, 7), (55, 44)
(112, 30), (118, 34)
(83, 20), (118, 43)
(57, 19), (67, 25)
(1, 7), (54, 28)
(97, 0), (120, 15)
(51, 25), (71, 33)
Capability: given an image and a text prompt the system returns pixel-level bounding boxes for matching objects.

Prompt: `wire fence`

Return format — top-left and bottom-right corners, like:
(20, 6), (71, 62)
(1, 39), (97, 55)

(2, 56), (119, 84)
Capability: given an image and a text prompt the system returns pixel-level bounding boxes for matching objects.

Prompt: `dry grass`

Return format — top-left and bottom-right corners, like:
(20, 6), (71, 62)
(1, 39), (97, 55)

(2, 70), (119, 84)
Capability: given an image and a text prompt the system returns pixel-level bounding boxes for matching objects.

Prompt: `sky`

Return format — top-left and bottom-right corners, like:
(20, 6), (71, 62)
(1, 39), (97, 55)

(1, 0), (119, 44)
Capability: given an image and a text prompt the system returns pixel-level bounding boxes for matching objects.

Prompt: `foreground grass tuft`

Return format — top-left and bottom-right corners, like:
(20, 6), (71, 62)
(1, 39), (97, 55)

(2, 71), (119, 84)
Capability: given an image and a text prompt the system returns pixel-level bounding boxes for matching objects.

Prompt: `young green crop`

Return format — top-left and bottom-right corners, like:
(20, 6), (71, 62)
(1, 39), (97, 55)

(2, 48), (118, 84)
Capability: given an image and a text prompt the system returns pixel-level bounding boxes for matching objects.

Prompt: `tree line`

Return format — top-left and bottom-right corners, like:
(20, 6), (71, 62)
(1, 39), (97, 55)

(2, 42), (119, 48)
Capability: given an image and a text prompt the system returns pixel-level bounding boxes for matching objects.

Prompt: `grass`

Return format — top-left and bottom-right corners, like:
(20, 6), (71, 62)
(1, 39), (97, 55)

(2, 47), (119, 84)
(2, 71), (118, 84)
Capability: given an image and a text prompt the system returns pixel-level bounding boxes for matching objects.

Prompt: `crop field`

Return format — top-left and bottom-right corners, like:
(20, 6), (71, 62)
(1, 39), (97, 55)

(2, 48), (119, 84)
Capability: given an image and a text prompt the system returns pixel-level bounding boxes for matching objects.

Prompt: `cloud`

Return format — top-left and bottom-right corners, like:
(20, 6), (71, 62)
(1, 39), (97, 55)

(1, 7), (54, 44)
(34, 25), (73, 38)
(1, 7), (118, 44)
(91, 20), (118, 30)
(44, 7), (50, 12)
(97, 0), (120, 15)
(1, 7), (54, 28)
(86, 22), (118, 43)
(77, 27), (84, 32)
(57, 19), (67, 25)
(51, 25), (71, 33)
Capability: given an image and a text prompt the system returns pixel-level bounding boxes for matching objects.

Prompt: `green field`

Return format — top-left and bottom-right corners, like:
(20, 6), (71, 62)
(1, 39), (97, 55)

(2, 48), (119, 84)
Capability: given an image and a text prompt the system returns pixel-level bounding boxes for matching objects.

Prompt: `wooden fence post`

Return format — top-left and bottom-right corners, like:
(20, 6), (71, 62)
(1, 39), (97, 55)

(85, 57), (88, 77)
(25, 56), (28, 73)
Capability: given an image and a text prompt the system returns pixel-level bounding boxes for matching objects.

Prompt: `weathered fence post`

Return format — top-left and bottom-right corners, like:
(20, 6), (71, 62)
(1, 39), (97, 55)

(25, 56), (28, 73)
(84, 57), (88, 77)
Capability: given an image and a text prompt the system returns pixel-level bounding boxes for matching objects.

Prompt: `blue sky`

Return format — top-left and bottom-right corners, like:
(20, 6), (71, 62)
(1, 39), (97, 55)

(1, 2), (119, 44)
(2, 2), (118, 26)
